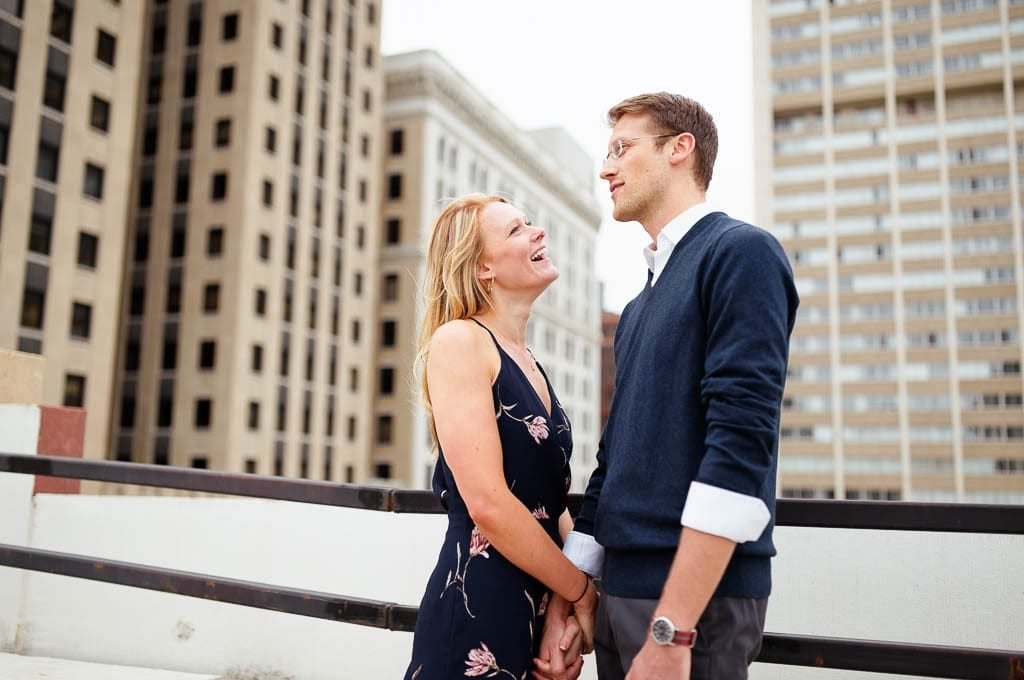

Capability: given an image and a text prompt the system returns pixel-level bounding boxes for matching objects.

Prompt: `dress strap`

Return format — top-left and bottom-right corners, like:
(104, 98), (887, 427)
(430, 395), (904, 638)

(469, 318), (501, 349)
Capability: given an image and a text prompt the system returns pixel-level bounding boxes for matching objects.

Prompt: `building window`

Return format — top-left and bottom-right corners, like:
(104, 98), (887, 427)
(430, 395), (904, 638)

(271, 22), (283, 49)
(70, 302), (92, 339)
(203, 283), (220, 313)
(222, 12), (238, 41)
(218, 65), (235, 93)
(385, 218), (400, 244)
(20, 289), (45, 330)
(376, 415), (393, 444)
(387, 173), (402, 199)
(77, 232), (99, 268)
(268, 74), (280, 101)
(251, 344), (263, 373)
(211, 172), (228, 200)
(265, 126), (276, 153)
(191, 457), (208, 469)
(43, 70), (66, 111)
(95, 29), (116, 67)
(89, 96), (110, 132)
(29, 214), (52, 254)
(381, 320), (396, 347)
(50, 2), (73, 43)
(165, 282), (180, 313)
(383, 273), (399, 301)
(187, 15), (202, 46)
(36, 141), (60, 183)
(206, 226), (224, 256)
(379, 367), (394, 395)
(165, 218), (184, 254)
(259, 233), (271, 261)
(178, 117), (193, 151)
(0, 42), (15, 90)
(150, 21), (166, 54)
(194, 398), (212, 429)
(214, 118), (231, 147)
(162, 339), (177, 370)
(83, 163), (105, 199)
(183, 63), (197, 98)
(248, 401), (260, 430)
(63, 373), (86, 408)
(129, 284), (145, 315)
(254, 288), (267, 316)
(198, 339), (216, 369)
(262, 179), (273, 207)
(389, 129), (404, 155)
(374, 463), (392, 480)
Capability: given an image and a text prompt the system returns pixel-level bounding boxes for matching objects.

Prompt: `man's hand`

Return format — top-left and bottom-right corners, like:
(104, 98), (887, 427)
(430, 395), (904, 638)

(533, 596), (583, 680)
(625, 640), (690, 680)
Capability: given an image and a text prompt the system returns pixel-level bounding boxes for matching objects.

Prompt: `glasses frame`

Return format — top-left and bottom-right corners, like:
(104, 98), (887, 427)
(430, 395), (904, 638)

(604, 133), (680, 164)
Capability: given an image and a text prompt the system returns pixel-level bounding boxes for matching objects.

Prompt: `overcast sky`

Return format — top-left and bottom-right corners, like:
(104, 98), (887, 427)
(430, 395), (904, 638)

(381, 1), (756, 313)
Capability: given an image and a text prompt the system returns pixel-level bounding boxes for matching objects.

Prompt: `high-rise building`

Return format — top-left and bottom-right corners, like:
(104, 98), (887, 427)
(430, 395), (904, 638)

(755, 0), (1024, 503)
(0, 0), (386, 483)
(109, 0), (384, 481)
(0, 0), (146, 464)
(381, 50), (604, 490)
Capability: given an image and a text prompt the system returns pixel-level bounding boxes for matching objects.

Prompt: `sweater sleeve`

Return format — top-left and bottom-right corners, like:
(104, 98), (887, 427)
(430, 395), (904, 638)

(572, 297), (638, 537)
(684, 225), (797, 542)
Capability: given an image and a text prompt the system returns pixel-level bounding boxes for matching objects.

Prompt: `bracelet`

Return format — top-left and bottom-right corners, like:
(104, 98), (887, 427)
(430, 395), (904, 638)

(569, 573), (590, 605)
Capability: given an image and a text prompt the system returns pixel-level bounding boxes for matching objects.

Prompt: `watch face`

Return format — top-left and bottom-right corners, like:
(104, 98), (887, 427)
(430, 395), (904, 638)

(651, 617), (675, 645)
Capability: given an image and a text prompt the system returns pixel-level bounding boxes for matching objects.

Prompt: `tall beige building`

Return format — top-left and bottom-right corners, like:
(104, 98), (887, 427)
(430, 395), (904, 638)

(0, 0), (386, 482)
(755, 0), (1024, 503)
(0, 0), (145, 463)
(109, 0), (384, 481)
(380, 50), (604, 490)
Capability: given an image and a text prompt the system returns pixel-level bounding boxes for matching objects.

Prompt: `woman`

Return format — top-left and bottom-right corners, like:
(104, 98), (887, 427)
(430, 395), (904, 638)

(404, 194), (596, 680)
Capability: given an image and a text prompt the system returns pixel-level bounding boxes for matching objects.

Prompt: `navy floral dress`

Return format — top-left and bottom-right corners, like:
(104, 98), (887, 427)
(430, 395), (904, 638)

(405, 321), (573, 680)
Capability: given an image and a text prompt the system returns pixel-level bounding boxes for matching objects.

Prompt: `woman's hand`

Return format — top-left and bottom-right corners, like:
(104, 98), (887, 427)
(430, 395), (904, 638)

(570, 576), (597, 655)
(533, 603), (585, 680)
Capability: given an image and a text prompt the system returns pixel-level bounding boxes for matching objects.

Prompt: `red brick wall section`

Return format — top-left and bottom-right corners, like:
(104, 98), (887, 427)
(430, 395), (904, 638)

(33, 406), (85, 495)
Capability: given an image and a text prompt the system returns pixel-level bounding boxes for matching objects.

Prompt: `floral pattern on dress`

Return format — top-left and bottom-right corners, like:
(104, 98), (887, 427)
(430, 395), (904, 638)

(441, 526), (491, 618)
(498, 401), (551, 444)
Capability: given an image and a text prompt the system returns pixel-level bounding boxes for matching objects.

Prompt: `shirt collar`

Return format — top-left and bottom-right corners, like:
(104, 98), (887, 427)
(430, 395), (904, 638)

(643, 201), (717, 272)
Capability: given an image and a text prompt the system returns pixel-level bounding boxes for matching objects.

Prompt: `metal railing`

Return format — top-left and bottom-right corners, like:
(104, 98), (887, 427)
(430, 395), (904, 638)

(1, 452), (1022, 679)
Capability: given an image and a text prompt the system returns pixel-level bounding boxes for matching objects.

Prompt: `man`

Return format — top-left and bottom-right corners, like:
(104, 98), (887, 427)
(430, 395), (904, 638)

(539, 92), (798, 680)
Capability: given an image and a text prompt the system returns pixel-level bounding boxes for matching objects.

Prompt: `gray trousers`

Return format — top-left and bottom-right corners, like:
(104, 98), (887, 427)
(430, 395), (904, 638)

(593, 592), (768, 680)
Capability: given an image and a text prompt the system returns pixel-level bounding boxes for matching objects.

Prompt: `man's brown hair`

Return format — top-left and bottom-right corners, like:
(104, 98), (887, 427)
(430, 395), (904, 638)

(608, 92), (718, 191)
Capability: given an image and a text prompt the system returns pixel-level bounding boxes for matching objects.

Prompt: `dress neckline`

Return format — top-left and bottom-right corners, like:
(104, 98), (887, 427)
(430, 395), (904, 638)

(470, 318), (553, 420)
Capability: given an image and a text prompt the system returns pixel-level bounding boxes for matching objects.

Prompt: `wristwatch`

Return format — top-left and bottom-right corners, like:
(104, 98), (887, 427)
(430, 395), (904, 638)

(650, 616), (698, 648)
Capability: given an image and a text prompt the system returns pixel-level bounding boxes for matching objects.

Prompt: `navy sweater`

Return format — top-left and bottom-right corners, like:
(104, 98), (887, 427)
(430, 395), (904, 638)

(575, 212), (798, 600)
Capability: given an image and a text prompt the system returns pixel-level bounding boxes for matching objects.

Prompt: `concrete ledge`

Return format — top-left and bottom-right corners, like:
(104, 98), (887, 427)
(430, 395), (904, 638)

(0, 350), (43, 404)
(0, 653), (220, 680)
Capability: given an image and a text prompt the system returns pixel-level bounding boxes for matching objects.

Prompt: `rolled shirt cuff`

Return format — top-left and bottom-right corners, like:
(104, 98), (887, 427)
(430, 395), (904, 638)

(562, 530), (604, 577)
(680, 481), (771, 543)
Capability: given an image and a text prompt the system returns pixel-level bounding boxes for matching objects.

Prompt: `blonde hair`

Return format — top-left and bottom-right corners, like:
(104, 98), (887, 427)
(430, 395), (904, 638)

(417, 193), (508, 448)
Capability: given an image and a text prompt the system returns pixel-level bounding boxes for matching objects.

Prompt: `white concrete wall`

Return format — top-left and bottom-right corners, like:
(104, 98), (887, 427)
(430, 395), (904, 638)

(1, 486), (1021, 679)
(0, 404), (40, 653)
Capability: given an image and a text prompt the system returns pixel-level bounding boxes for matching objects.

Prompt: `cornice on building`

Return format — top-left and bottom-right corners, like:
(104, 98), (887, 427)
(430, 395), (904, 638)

(383, 50), (602, 228)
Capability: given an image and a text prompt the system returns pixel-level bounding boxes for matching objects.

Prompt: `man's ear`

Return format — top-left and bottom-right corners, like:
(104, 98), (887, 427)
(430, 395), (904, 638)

(669, 132), (696, 166)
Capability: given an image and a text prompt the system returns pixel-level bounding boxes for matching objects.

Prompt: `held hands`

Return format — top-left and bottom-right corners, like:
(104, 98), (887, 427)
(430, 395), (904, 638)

(532, 604), (584, 680)
(532, 576), (598, 680)
(570, 575), (597, 654)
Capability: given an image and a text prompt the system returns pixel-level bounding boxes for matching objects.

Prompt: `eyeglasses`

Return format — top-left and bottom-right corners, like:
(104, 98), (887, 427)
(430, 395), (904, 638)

(604, 133), (679, 164)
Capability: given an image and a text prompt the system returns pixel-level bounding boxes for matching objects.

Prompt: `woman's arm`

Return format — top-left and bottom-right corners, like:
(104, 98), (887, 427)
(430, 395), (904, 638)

(428, 320), (595, 613)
